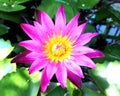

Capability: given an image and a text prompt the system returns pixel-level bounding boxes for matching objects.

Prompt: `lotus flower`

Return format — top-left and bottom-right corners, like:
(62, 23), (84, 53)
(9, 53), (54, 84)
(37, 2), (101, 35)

(12, 5), (104, 92)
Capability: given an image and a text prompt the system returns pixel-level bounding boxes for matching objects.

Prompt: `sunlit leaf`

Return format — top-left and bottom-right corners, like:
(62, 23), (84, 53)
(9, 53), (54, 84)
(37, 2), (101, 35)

(90, 61), (120, 96)
(0, 39), (14, 61)
(67, 79), (77, 96)
(0, 68), (40, 96)
(0, 59), (16, 80)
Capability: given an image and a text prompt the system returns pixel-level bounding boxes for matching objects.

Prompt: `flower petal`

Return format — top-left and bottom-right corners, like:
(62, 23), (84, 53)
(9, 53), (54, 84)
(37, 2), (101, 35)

(73, 46), (96, 55)
(40, 11), (54, 30)
(67, 70), (82, 88)
(33, 21), (50, 42)
(46, 62), (58, 80)
(70, 23), (87, 41)
(19, 40), (42, 53)
(85, 50), (104, 58)
(56, 63), (67, 88)
(66, 14), (80, 35)
(11, 50), (34, 64)
(29, 58), (47, 74)
(55, 5), (66, 31)
(74, 55), (96, 69)
(20, 24), (41, 40)
(76, 32), (98, 45)
(40, 68), (50, 92)
(36, 10), (41, 24)
(65, 61), (84, 78)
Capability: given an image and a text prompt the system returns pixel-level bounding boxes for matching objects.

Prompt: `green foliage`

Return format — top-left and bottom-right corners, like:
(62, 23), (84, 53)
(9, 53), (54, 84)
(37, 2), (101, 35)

(78, 0), (100, 9)
(37, 0), (78, 22)
(0, 0), (29, 12)
(82, 86), (104, 96)
(0, 24), (9, 35)
(0, 68), (40, 96)
(46, 86), (66, 96)
(95, 45), (120, 63)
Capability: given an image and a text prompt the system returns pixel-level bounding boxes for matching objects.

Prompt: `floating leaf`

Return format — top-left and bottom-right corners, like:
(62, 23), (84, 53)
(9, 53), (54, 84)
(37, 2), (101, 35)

(0, 39), (14, 61)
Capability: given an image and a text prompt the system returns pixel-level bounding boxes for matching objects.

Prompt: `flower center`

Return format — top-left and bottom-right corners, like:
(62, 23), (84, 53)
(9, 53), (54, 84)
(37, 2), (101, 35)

(44, 34), (72, 63)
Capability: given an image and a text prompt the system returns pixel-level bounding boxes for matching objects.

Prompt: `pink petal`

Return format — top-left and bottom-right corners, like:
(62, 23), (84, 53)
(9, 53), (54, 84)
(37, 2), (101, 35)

(40, 68), (50, 92)
(65, 61), (84, 78)
(11, 50), (34, 64)
(29, 59), (47, 74)
(36, 10), (41, 24)
(20, 24), (41, 40)
(74, 55), (96, 69)
(19, 40), (43, 53)
(56, 63), (67, 88)
(85, 50), (104, 58)
(67, 70), (82, 88)
(46, 62), (58, 80)
(55, 5), (66, 32)
(76, 32), (98, 45)
(69, 23), (87, 41)
(40, 11), (54, 30)
(66, 14), (80, 35)
(33, 21), (47, 43)
(73, 46), (96, 55)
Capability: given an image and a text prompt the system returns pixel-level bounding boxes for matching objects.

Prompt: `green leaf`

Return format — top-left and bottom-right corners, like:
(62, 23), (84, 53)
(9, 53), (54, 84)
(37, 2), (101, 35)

(0, 0), (29, 4)
(82, 86), (104, 96)
(89, 67), (109, 93)
(73, 89), (82, 96)
(94, 45), (120, 63)
(0, 24), (9, 35)
(0, 11), (22, 23)
(0, 59), (16, 80)
(67, 79), (77, 96)
(0, 68), (40, 96)
(37, 0), (78, 22)
(46, 86), (66, 96)
(0, 2), (25, 12)
(0, 39), (14, 61)
(78, 0), (100, 9)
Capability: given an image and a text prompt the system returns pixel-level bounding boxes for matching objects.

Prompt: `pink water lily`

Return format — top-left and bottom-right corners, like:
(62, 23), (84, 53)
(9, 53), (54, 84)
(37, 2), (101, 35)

(12, 5), (104, 92)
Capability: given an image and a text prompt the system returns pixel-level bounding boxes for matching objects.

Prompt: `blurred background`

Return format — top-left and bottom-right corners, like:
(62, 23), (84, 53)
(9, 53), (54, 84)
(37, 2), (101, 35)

(0, 0), (120, 96)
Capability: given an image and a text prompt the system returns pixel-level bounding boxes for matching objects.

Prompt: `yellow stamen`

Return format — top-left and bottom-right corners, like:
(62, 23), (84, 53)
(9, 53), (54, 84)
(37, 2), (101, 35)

(44, 34), (72, 63)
